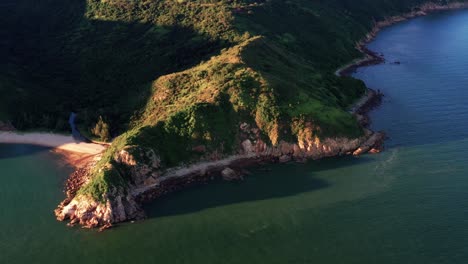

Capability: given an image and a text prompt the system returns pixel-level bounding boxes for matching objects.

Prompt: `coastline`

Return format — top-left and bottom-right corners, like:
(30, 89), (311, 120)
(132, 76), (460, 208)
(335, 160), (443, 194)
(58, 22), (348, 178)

(55, 87), (386, 230)
(135, 88), (385, 200)
(55, 1), (468, 229)
(0, 132), (106, 155)
(336, 2), (468, 77)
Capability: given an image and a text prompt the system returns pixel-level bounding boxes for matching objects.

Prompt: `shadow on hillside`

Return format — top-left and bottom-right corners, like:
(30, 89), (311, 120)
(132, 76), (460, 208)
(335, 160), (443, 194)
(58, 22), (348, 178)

(143, 155), (374, 219)
(2, 0), (227, 132)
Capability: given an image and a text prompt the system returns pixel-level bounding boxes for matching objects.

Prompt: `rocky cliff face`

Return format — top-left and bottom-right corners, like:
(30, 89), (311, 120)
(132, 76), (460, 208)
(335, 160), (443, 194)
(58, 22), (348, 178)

(55, 190), (145, 229)
(114, 146), (162, 187)
(55, 89), (385, 229)
(54, 147), (161, 229)
(55, 131), (384, 229)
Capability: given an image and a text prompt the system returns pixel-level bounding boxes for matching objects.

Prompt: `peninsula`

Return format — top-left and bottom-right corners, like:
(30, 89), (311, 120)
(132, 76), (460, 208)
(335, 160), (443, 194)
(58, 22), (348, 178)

(1, 0), (466, 229)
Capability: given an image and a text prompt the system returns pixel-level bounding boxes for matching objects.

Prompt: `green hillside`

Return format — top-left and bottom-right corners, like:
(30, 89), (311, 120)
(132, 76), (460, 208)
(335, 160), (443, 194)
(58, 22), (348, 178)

(2, 0), (463, 202)
(2, 0), (438, 133)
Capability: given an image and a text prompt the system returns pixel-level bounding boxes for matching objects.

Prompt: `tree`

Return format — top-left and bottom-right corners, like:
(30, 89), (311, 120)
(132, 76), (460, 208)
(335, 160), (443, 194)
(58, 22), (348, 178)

(91, 116), (111, 142)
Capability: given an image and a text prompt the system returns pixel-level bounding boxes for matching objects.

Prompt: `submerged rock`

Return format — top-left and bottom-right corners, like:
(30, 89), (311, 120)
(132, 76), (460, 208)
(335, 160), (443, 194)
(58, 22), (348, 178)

(221, 167), (243, 181)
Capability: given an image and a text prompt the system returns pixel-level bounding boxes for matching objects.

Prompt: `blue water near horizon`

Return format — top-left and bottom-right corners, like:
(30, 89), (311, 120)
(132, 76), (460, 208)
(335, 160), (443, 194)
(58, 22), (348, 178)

(1, 8), (468, 264)
(358, 9), (468, 148)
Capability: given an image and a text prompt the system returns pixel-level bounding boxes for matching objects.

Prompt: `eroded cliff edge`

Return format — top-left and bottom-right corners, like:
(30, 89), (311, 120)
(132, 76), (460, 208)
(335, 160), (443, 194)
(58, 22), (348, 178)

(53, 1), (468, 229)
(55, 88), (384, 229)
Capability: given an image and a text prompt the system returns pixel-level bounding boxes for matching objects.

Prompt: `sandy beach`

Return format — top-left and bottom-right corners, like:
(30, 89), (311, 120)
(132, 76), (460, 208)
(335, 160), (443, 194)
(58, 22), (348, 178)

(0, 132), (106, 155)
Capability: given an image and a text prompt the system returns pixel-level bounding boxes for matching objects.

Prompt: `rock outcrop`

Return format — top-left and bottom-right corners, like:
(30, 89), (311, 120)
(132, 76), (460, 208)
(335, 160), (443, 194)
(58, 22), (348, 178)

(353, 132), (386, 156)
(221, 167), (243, 181)
(55, 191), (145, 230)
(114, 146), (161, 186)
(55, 88), (385, 229)
(55, 148), (157, 229)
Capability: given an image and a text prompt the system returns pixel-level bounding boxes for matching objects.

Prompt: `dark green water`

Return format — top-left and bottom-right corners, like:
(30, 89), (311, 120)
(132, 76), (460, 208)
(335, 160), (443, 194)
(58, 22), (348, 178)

(2, 9), (468, 264)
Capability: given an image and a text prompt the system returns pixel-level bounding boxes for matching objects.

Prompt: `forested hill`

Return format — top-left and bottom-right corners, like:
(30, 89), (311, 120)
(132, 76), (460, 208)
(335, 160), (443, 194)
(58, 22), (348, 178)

(3, 0), (465, 207)
(2, 0), (454, 135)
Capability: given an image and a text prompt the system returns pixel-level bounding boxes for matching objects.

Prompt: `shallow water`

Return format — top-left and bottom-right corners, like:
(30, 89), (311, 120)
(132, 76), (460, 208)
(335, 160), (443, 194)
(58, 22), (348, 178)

(2, 9), (468, 264)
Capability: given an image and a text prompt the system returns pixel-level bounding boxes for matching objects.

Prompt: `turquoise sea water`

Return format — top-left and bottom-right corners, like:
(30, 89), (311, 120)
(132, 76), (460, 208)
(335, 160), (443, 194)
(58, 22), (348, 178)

(2, 9), (468, 264)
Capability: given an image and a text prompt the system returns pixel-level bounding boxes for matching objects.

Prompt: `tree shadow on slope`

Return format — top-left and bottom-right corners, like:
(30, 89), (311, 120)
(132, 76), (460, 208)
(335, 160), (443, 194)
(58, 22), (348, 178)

(1, 0), (228, 135)
(144, 156), (375, 219)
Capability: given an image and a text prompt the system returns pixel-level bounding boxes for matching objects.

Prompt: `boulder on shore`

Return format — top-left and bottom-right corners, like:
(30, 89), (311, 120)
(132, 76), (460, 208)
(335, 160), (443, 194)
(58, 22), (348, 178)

(221, 167), (243, 181)
(353, 132), (385, 156)
(279, 155), (291, 163)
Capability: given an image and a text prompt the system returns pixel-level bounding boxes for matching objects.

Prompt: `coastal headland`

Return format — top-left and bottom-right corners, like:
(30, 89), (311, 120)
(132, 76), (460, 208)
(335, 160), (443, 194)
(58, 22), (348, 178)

(2, 0), (468, 230)
(54, 87), (385, 230)
(55, 1), (468, 230)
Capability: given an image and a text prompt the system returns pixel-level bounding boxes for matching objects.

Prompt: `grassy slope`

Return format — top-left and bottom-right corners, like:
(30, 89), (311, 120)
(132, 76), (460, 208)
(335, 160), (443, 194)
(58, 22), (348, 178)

(1, 0), (237, 133)
(2, 0), (464, 201)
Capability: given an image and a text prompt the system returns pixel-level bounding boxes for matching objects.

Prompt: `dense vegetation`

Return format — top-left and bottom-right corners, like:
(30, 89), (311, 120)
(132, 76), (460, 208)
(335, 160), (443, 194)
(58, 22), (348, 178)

(2, 0), (464, 201)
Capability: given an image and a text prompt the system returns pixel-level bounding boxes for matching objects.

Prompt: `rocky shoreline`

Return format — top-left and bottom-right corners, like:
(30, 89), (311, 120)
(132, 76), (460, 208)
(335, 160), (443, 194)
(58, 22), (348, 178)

(54, 87), (385, 230)
(55, 1), (468, 230)
(336, 47), (384, 77)
(336, 2), (468, 77)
